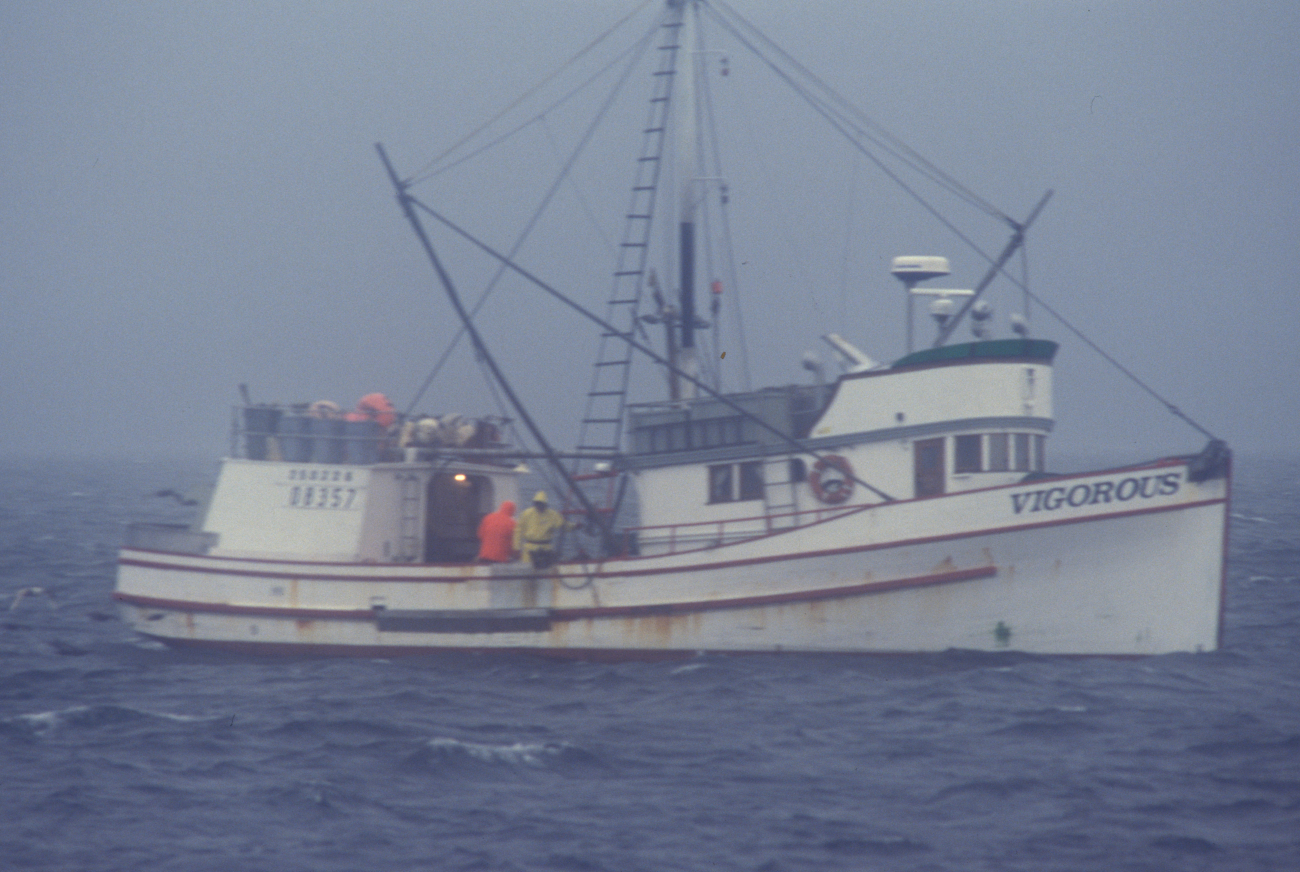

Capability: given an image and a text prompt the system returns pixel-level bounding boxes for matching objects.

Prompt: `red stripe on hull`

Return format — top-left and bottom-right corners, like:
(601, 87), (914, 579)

(113, 565), (996, 623)
(552, 566), (996, 619)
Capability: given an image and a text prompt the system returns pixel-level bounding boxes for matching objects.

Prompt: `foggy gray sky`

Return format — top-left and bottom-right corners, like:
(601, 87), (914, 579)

(2, 1), (1297, 464)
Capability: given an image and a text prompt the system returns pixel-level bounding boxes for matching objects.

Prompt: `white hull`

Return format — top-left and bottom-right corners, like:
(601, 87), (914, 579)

(115, 458), (1228, 657)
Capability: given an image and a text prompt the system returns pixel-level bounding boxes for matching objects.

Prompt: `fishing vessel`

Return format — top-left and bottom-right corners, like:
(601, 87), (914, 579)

(114, 1), (1230, 657)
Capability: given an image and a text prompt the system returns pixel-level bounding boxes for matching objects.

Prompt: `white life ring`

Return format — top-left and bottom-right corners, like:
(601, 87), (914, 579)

(810, 454), (854, 504)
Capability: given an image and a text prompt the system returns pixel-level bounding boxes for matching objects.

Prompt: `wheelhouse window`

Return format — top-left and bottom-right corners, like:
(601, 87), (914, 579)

(954, 435), (983, 473)
(1013, 433), (1031, 472)
(987, 433), (1009, 471)
(1033, 434), (1046, 471)
(634, 415), (748, 455)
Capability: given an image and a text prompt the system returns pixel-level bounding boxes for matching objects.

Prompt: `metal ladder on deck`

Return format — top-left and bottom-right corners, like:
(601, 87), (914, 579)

(762, 455), (801, 532)
(397, 473), (423, 562)
(574, 15), (683, 464)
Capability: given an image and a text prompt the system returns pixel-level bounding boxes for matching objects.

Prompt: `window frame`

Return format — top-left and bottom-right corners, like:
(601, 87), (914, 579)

(1013, 433), (1031, 472)
(707, 464), (734, 504)
(954, 434), (983, 473)
(987, 433), (1010, 472)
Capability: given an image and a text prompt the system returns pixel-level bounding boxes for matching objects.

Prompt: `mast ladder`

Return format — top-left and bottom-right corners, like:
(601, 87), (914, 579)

(573, 15), (684, 462)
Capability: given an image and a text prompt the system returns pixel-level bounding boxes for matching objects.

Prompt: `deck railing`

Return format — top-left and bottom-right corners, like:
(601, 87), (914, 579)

(625, 503), (865, 557)
(235, 406), (392, 463)
(232, 405), (505, 465)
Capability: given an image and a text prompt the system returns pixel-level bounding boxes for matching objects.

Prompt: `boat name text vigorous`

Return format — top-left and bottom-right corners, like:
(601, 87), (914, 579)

(1010, 472), (1181, 515)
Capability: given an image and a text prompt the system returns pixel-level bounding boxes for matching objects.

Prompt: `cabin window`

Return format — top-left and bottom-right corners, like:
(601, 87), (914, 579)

(914, 438), (945, 497)
(987, 433), (1010, 471)
(1033, 434), (1046, 471)
(708, 461), (764, 503)
(738, 461), (764, 501)
(955, 435), (983, 473)
(708, 464), (734, 503)
(789, 458), (807, 483)
(1013, 433), (1031, 472)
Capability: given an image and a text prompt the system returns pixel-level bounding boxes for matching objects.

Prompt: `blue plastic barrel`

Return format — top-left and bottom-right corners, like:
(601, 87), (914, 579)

(342, 420), (382, 464)
(242, 407), (281, 460)
(309, 417), (344, 463)
(280, 416), (314, 462)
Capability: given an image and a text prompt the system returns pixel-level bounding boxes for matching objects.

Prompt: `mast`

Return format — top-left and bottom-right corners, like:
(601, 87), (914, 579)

(672, 0), (700, 400)
(931, 190), (1053, 347)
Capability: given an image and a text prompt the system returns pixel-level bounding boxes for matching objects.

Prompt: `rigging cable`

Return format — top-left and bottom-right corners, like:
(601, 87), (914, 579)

(687, 1), (721, 390)
(699, 84), (753, 390)
(405, 194), (897, 502)
(703, 2), (1016, 284)
(709, 0), (1009, 224)
(408, 0), (655, 183)
(1020, 244), (1031, 321)
(706, 1), (1217, 440)
(694, 13), (752, 390)
(410, 29), (651, 185)
(540, 116), (616, 255)
(720, 41), (828, 327)
(1003, 269), (1220, 442)
(403, 18), (662, 415)
(837, 153), (860, 329)
(378, 145), (616, 546)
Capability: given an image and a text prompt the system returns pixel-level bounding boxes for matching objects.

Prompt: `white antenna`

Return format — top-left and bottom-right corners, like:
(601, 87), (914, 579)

(891, 256), (950, 352)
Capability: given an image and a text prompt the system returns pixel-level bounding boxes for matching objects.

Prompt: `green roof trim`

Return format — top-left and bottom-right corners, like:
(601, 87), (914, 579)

(891, 338), (1058, 369)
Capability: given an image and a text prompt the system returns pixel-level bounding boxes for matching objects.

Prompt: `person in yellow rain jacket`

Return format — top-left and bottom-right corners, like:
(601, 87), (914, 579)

(513, 491), (573, 569)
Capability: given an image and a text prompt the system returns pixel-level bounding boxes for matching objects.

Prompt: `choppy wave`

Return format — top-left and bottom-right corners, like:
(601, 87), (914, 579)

(425, 736), (570, 766)
(0, 456), (1298, 872)
(7, 703), (212, 735)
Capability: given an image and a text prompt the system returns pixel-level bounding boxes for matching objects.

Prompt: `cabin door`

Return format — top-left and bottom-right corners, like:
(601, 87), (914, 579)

(424, 473), (491, 563)
(914, 438), (945, 497)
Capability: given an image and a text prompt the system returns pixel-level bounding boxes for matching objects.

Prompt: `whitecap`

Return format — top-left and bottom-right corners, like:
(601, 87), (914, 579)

(11, 705), (90, 733)
(1230, 513), (1276, 524)
(426, 736), (563, 767)
(137, 709), (211, 723)
(132, 638), (168, 651)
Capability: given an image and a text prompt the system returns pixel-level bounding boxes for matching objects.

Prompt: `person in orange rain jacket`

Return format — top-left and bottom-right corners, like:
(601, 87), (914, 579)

(476, 500), (517, 563)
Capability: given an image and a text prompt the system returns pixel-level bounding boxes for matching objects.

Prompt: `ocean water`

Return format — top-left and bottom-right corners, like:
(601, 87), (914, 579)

(1, 455), (1298, 872)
